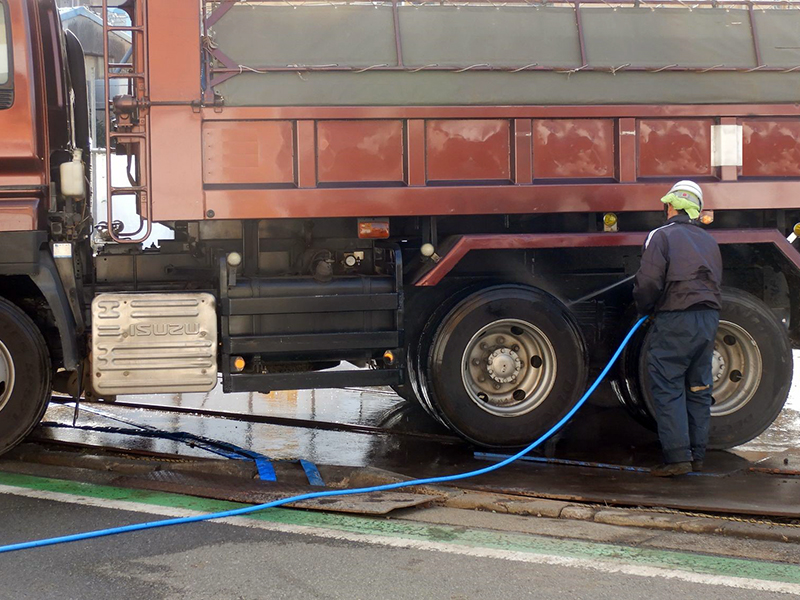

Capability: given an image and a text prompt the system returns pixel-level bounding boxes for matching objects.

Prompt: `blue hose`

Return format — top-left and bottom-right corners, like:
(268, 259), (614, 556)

(0, 316), (647, 554)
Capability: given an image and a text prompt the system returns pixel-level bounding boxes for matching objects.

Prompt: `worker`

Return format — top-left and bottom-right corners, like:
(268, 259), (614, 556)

(633, 180), (722, 477)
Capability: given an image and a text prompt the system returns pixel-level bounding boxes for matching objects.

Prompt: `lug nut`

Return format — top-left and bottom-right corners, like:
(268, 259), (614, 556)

(493, 383), (501, 390)
(511, 345), (520, 352)
(496, 336), (505, 345)
(478, 375), (486, 382)
(480, 342), (488, 350)
(472, 358), (481, 366)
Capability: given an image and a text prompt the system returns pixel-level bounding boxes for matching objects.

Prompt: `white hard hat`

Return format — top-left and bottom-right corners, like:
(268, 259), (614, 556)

(668, 180), (703, 211)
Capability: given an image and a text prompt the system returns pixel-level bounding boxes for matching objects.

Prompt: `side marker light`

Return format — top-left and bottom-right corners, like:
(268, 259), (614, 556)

(603, 213), (618, 232)
(358, 219), (390, 239)
(699, 211), (715, 226)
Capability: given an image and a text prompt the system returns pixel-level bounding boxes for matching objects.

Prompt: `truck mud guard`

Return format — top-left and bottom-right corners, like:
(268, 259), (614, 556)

(0, 232), (80, 371)
(413, 229), (800, 287)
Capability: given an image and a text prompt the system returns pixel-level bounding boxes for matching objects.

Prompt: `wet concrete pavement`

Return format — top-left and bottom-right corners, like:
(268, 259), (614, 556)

(28, 352), (800, 516)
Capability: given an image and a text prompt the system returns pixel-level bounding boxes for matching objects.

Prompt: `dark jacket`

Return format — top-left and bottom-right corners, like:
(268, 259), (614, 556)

(633, 214), (722, 315)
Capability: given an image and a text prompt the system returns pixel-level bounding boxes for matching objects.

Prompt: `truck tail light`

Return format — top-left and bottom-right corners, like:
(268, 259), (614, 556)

(358, 220), (389, 239)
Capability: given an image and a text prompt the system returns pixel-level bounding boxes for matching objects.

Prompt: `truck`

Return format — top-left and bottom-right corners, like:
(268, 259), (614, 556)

(1, 0), (800, 454)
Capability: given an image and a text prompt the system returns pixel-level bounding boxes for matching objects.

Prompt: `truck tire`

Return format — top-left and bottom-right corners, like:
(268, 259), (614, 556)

(425, 285), (588, 447)
(391, 283), (476, 418)
(409, 291), (470, 424)
(616, 288), (792, 449)
(0, 298), (52, 455)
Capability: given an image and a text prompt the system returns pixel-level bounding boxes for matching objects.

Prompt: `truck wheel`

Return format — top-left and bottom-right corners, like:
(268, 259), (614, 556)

(616, 288), (792, 449)
(0, 298), (52, 455)
(410, 292), (470, 425)
(425, 286), (588, 447)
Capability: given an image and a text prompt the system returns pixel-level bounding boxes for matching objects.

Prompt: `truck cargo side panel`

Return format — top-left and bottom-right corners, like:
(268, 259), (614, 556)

(190, 112), (800, 221)
(203, 120), (295, 187)
(638, 120), (713, 178)
(147, 0), (200, 103)
(533, 120), (615, 180)
(741, 120), (800, 178)
(426, 120), (511, 183)
(317, 120), (404, 185)
(150, 106), (203, 221)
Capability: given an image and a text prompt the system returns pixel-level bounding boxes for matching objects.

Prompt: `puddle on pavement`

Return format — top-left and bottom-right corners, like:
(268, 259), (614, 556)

(36, 352), (800, 472)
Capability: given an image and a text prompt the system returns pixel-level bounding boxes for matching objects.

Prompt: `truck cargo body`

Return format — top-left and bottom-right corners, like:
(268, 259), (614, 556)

(0, 0), (799, 452)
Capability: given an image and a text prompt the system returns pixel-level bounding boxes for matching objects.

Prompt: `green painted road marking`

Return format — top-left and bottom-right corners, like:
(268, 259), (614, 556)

(1, 470), (799, 586)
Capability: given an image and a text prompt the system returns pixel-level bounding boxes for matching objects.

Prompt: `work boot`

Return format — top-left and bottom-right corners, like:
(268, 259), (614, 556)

(691, 460), (703, 472)
(650, 462), (692, 477)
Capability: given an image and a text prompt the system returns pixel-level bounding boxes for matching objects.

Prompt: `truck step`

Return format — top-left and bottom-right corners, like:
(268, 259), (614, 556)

(226, 331), (400, 355)
(228, 369), (401, 393)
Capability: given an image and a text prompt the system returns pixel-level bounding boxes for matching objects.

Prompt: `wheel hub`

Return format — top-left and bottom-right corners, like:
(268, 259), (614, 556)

(461, 318), (557, 417)
(486, 348), (521, 384)
(711, 321), (762, 417)
(711, 350), (726, 383)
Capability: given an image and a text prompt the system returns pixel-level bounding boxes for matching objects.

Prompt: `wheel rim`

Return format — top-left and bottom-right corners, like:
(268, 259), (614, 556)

(0, 340), (15, 412)
(461, 318), (557, 417)
(711, 320), (762, 417)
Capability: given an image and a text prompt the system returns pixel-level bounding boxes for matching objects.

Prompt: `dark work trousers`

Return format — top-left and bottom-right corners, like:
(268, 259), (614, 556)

(645, 310), (720, 464)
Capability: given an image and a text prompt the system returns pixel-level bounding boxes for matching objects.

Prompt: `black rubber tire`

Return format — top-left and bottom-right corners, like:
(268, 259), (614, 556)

(425, 285), (588, 447)
(410, 288), (475, 424)
(0, 298), (52, 455)
(388, 284), (468, 412)
(616, 288), (792, 449)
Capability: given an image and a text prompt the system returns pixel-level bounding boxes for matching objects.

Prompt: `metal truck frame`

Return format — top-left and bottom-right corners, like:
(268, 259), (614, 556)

(1, 0), (800, 452)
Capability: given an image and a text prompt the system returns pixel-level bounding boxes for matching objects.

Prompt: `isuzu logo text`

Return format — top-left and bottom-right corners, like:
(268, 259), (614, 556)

(129, 323), (201, 336)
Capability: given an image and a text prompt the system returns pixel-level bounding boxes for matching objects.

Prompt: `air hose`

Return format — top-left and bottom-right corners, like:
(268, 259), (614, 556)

(0, 316), (648, 555)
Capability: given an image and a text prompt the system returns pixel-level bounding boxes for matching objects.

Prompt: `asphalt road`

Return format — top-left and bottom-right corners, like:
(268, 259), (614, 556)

(1, 482), (799, 600)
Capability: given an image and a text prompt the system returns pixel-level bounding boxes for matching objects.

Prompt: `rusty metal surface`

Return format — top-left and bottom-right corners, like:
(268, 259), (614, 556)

(533, 119), (615, 179)
(425, 119), (511, 182)
(200, 105), (800, 120)
(148, 0), (200, 103)
(150, 106), (204, 221)
(114, 470), (439, 515)
(455, 462), (800, 518)
(201, 180), (800, 221)
(742, 120), (800, 178)
(317, 120), (404, 184)
(750, 451), (800, 476)
(203, 120), (295, 185)
(638, 119), (713, 178)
